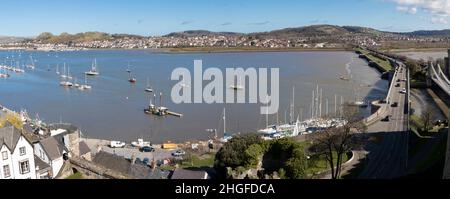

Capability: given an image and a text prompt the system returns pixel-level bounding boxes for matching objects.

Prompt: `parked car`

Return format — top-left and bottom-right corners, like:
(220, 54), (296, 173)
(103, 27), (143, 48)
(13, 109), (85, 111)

(171, 149), (186, 157)
(143, 158), (150, 165)
(110, 141), (126, 148)
(140, 146), (155, 153)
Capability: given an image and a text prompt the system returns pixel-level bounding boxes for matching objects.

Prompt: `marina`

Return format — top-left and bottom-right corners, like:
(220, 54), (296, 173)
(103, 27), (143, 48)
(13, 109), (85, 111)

(0, 50), (388, 143)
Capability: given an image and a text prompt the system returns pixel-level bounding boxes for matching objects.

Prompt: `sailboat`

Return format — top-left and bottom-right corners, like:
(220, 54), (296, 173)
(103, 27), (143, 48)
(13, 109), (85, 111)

(59, 63), (73, 87)
(79, 74), (92, 90)
(26, 56), (35, 70)
(129, 72), (137, 83)
(85, 59), (99, 76)
(60, 63), (67, 79)
(67, 67), (73, 79)
(74, 78), (80, 88)
(219, 108), (233, 143)
(56, 64), (60, 75)
(230, 76), (244, 90)
(126, 62), (131, 73)
(145, 77), (153, 92)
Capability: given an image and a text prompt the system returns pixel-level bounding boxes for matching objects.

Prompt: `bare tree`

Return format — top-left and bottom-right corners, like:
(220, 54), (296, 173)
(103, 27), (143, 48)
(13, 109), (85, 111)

(312, 105), (366, 179)
(421, 106), (434, 132)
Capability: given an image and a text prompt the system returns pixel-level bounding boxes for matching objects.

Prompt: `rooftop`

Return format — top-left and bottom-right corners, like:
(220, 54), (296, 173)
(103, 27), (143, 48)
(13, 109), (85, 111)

(93, 151), (169, 179)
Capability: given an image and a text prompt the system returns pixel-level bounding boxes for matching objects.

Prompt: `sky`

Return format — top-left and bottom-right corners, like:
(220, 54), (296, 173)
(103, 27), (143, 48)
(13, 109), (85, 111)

(1, 0), (450, 37)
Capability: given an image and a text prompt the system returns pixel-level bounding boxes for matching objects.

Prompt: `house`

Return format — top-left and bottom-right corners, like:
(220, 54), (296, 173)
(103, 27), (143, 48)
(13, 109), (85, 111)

(34, 136), (68, 178)
(170, 168), (210, 179)
(34, 155), (51, 179)
(47, 123), (81, 157)
(0, 124), (37, 179)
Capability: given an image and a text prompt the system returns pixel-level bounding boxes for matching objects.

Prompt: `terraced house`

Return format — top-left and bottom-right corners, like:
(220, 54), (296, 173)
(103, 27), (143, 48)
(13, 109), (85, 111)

(0, 123), (36, 179)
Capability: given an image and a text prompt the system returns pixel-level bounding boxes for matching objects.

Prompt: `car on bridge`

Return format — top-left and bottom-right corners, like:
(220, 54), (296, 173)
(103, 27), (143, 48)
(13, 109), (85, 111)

(391, 102), (398, 107)
(395, 83), (401, 87)
(381, 116), (390, 122)
(400, 89), (407, 94)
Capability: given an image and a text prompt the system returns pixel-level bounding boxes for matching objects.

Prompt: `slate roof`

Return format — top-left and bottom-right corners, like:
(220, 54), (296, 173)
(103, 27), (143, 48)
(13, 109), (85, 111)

(93, 151), (169, 179)
(40, 137), (64, 161)
(0, 124), (23, 151)
(171, 168), (209, 179)
(79, 141), (91, 156)
(34, 155), (51, 171)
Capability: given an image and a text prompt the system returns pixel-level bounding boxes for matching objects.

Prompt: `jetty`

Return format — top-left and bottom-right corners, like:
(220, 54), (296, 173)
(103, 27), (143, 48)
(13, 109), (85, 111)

(144, 93), (183, 117)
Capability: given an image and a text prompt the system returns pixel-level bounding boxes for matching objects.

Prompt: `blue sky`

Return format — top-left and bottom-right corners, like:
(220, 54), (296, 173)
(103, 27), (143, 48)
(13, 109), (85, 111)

(1, 0), (450, 37)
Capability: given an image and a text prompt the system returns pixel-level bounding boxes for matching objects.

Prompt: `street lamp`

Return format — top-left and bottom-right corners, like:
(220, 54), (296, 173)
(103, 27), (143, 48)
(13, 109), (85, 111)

(206, 129), (217, 140)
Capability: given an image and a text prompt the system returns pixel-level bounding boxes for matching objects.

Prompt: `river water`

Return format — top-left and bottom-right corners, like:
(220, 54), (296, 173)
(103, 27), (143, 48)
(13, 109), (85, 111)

(0, 50), (388, 143)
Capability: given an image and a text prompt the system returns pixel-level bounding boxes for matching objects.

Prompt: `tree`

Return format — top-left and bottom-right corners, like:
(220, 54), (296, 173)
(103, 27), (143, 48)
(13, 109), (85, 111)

(244, 144), (264, 168)
(285, 147), (307, 179)
(214, 134), (263, 175)
(421, 106), (434, 132)
(405, 59), (421, 76)
(311, 106), (365, 179)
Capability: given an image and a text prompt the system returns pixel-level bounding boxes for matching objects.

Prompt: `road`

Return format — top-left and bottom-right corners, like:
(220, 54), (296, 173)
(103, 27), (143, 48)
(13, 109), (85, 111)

(358, 62), (409, 179)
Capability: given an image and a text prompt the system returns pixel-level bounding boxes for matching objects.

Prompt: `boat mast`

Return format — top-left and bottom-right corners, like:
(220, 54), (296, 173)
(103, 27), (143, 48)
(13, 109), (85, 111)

(266, 96), (269, 127)
(223, 108), (226, 135)
(335, 94), (338, 117)
(312, 90), (315, 119)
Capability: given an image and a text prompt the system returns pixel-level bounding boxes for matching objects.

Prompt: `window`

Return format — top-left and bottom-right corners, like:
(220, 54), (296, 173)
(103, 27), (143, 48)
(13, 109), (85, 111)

(19, 147), (26, 156)
(3, 165), (11, 178)
(2, 151), (7, 160)
(19, 160), (30, 174)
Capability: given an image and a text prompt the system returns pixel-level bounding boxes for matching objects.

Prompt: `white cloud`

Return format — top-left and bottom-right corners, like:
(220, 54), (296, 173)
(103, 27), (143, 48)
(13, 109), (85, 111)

(390, 0), (450, 16)
(431, 17), (448, 24)
(389, 0), (450, 24)
(396, 6), (417, 14)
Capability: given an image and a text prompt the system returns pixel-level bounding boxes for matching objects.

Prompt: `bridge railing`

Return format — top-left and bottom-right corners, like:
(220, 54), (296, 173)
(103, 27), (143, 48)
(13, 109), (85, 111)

(364, 61), (401, 126)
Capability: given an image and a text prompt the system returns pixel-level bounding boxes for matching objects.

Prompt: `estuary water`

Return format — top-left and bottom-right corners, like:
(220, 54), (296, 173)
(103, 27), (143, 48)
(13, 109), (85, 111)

(0, 50), (388, 143)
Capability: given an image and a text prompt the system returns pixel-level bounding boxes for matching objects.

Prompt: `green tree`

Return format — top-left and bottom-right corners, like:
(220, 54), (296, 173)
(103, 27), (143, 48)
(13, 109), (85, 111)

(285, 147), (307, 179)
(244, 144), (264, 168)
(406, 59), (420, 75)
(214, 134), (263, 175)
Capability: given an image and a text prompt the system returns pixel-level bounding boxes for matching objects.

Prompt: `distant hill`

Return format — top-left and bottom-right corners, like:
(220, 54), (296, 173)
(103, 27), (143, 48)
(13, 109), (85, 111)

(165, 30), (243, 37)
(0, 36), (27, 44)
(405, 29), (450, 37)
(164, 25), (450, 39)
(27, 25), (450, 44)
(164, 25), (396, 39)
(34, 32), (144, 44)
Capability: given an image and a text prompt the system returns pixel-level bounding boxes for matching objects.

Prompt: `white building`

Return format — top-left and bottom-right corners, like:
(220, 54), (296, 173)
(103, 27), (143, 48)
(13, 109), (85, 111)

(34, 136), (67, 178)
(0, 125), (36, 179)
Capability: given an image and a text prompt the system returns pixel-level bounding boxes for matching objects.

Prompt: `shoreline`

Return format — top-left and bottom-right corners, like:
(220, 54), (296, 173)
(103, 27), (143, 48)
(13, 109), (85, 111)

(1, 46), (351, 54)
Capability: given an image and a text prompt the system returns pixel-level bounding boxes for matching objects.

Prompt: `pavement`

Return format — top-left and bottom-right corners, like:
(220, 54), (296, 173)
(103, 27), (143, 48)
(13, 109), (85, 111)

(357, 62), (409, 179)
(83, 138), (176, 162)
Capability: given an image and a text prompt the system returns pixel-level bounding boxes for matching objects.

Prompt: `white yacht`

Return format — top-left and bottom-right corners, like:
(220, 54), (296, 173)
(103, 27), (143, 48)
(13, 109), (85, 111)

(85, 59), (100, 76)
(145, 77), (153, 92)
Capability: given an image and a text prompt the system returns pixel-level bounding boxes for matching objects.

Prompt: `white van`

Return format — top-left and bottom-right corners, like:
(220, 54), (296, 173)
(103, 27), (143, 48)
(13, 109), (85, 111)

(110, 141), (126, 148)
